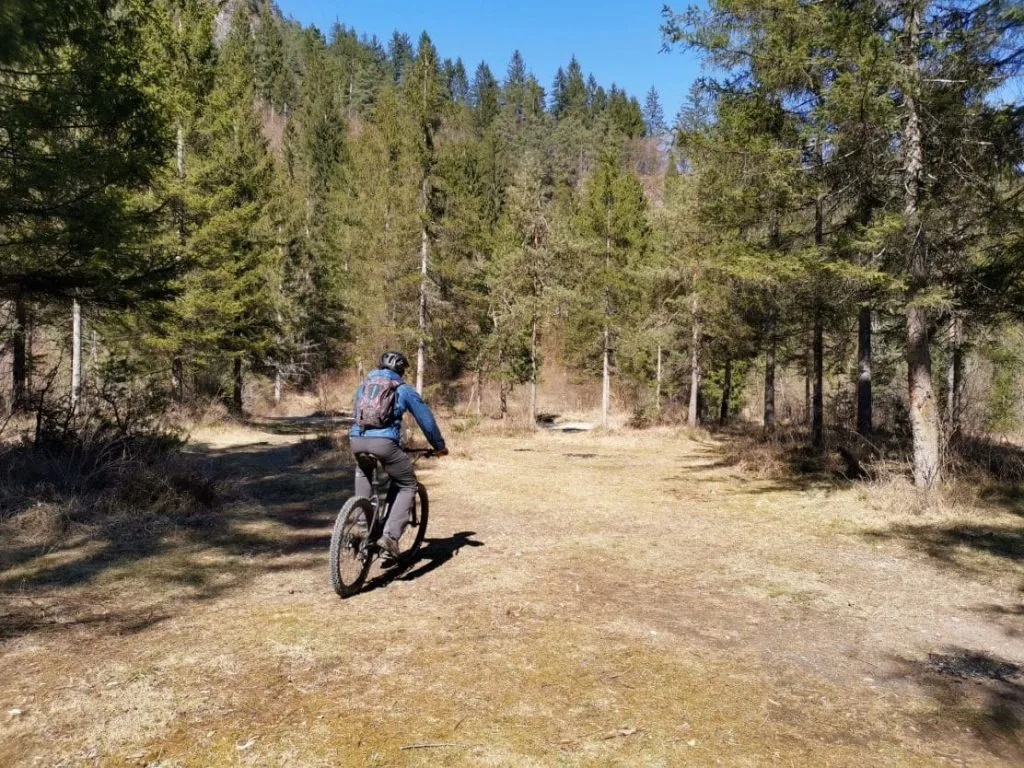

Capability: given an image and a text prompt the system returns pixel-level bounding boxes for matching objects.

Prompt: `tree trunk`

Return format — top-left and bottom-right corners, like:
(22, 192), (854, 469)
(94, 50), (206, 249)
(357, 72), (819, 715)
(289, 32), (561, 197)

(947, 314), (964, 439)
(602, 323), (610, 428)
(171, 358), (184, 402)
(857, 307), (873, 435)
(11, 292), (27, 412)
(172, 120), (186, 400)
(811, 170), (825, 449)
(688, 290), (700, 426)
(655, 343), (662, 415)
(719, 358), (732, 427)
(475, 368), (483, 416)
(71, 299), (82, 412)
(902, 0), (940, 488)
(274, 366), (283, 408)
(498, 383), (508, 421)
(602, 235), (611, 429)
(812, 307), (824, 450)
(530, 315), (538, 427)
(764, 326), (776, 433)
(416, 179), (429, 394)
(233, 357), (244, 415)
(804, 336), (811, 426)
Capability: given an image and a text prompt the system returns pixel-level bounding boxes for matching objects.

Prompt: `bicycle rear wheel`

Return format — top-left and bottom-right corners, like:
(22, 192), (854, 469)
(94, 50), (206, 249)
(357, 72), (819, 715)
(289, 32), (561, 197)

(329, 497), (374, 597)
(395, 484), (429, 564)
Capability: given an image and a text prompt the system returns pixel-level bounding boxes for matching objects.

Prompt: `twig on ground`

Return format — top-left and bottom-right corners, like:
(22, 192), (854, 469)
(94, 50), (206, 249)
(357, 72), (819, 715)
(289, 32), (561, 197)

(399, 742), (464, 751)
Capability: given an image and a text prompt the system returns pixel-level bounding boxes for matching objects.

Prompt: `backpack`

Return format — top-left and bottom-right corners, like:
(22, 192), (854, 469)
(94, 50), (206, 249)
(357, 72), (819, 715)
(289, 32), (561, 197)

(355, 375), (400, 429)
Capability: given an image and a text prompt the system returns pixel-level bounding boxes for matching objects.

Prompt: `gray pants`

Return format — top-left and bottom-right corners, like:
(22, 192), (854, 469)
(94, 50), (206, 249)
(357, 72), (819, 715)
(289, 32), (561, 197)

(350, 436), (418, 542)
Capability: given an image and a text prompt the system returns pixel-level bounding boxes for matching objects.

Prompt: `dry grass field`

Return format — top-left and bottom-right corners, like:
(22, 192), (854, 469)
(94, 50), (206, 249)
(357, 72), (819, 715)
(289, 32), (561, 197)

(1, 417), (1023, 766)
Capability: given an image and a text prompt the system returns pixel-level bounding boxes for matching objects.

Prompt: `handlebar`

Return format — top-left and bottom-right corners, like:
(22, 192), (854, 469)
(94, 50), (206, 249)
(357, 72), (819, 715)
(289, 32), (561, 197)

(405, 447), (444, 457)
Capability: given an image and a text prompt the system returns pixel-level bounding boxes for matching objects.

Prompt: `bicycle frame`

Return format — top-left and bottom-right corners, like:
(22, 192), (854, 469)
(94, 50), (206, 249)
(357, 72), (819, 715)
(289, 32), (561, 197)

(354, 448), (433, 558)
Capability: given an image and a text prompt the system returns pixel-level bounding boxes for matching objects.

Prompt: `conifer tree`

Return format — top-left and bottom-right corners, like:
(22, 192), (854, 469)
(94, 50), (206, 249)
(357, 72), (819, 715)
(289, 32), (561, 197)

(471, 61), (500, 130)
(643, 86), (666, 137)
(176, 8), (280, 412)
(575, 146), (650, 427)
(404, 33), (446, 392)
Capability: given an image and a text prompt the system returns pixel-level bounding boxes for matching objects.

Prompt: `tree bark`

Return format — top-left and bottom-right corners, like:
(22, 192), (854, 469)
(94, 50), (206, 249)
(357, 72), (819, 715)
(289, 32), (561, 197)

(947, 313), (964, 440)
(233, 356), (244, 415)
(11, 292), (27, 412)
(416, 179), (429, 394)
(602, 324), (610, 428)
(811, 167), (825, 449)
(804, 336), (812, 426)
(719, 358), (732, 427)
(274, 365), (282, 408)
(71, 299), (82, 412)
(688, 288), (700, 426)
(655, 343), (662, 415)
(172, 120), (186, 400)
(902, 0), (940, 488)
(602, 235), (611, 429)
(857, 307), (873, 435)
(812, 306), (824, 450)
(530, 315), (538, 427)
(764, 324), (776, 433)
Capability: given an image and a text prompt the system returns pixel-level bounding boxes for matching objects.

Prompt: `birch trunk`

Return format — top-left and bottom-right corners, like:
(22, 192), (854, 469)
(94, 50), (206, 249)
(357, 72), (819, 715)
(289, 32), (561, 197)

(71, 299), (82, 411)
(902, 0), (941, 488)
(274, 366), (282, 408)
(416, 179), (428, 394)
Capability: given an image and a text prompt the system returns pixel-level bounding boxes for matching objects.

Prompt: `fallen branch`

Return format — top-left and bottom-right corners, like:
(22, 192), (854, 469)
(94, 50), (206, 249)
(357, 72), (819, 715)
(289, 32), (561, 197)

(399, 742), (463, 751)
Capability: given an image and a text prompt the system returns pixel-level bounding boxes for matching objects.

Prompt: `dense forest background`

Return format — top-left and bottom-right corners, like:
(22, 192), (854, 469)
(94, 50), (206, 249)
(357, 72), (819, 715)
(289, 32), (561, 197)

(1, 0), (1022, 488)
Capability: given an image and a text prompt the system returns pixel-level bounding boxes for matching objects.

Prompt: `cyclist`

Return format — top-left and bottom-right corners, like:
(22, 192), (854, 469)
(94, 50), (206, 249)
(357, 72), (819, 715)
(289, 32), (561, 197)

(349, 351), (448, 558)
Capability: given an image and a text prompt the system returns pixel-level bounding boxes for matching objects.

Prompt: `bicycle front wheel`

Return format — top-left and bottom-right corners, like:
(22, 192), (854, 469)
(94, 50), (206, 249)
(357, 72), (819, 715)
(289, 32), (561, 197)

(395, 484), (429, 564)
(329, 496), (374, 598)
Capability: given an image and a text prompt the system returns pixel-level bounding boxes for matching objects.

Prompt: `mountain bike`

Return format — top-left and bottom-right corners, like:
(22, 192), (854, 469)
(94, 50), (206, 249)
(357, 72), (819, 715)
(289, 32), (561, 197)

(329, 447), (434, 598)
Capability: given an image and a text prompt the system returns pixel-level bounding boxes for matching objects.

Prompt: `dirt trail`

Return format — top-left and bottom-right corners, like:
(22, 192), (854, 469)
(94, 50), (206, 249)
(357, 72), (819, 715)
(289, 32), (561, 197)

(1, 421), (1022, 766)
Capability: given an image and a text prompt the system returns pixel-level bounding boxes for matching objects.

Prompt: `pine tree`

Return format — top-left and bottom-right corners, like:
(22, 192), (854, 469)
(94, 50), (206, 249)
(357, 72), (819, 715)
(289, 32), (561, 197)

(0, 0), (172, 410)
(471, 61), (500, 129)
(404, 33), (446, 392)
(176, 8), (280, 412)
(575, 146), (651, 427)
(642, 86), (666, 136)
(388, 31), (414, 84)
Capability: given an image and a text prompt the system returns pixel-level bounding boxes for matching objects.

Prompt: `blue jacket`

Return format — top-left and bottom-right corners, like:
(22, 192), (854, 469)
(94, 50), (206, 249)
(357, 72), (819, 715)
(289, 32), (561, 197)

(349, 368), (446, 450)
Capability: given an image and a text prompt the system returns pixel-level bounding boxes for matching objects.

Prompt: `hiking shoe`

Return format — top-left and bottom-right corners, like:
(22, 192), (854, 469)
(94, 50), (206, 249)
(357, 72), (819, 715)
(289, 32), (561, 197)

(377, 535), (401, 559)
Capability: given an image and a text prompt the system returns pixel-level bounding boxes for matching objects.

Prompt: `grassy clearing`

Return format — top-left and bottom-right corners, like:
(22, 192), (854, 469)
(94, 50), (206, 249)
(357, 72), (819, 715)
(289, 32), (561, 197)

(1, 423), (1022, 766)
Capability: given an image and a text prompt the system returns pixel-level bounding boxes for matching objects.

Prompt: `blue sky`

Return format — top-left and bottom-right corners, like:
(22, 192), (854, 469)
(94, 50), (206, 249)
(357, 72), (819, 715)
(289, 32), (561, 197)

(274, 0), (703, 121)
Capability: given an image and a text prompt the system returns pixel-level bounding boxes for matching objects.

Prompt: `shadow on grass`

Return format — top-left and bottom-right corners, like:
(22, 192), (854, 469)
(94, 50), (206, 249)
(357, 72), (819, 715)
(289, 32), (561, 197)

(242, 414), (351, 437)
(891, 647), (1024, 761)
(864, 523), (1024, 576)
(0, 436), (361, 642)
(359, 531), (485, 596)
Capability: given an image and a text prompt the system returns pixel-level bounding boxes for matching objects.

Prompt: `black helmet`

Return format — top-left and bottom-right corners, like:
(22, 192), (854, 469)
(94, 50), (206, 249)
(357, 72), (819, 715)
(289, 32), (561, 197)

(379, 351), (409, 377)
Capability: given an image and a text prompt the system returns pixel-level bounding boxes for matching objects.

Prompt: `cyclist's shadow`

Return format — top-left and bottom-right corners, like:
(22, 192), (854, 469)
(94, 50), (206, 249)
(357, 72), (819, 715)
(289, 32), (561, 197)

(362, 531), (484, 593)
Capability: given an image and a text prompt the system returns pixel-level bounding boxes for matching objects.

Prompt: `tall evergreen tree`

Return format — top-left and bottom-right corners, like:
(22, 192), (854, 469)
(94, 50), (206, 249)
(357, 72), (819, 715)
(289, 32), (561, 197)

(642, 86), (666, 136)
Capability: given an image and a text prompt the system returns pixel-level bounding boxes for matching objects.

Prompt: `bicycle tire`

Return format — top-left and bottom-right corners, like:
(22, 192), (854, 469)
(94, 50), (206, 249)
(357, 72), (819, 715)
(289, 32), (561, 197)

(395, 484), (429, 564)
(329, 496), (374, 598)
